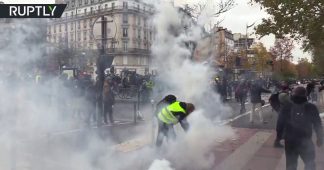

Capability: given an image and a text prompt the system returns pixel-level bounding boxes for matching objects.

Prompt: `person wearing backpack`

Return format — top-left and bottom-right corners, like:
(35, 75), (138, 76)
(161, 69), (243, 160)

(270, 83), (291, 148)
(277, 86), (323, 170)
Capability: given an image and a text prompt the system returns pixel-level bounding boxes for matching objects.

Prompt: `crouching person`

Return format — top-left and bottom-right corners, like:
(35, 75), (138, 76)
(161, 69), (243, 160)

(156, 97), (195, 147)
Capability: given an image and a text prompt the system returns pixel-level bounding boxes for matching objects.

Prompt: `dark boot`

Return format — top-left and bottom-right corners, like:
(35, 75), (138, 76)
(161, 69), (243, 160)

(274, 139), (284, 148)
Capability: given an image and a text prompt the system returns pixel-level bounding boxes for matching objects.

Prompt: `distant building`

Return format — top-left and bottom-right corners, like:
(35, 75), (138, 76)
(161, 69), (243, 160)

(47, 0), (154, 75)
(233, 33), (254, 50)
(194, 26), (234, 68)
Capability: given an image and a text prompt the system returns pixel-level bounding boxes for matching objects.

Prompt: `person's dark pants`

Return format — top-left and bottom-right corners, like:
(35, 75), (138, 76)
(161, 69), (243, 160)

(156, 120), (176, 147)
(285, 139), (316, 170)
(275, 111), (282, 142)
(238, 95), (246, 114)
(86, 99), (96, 125)
(103, 102), (114, 124)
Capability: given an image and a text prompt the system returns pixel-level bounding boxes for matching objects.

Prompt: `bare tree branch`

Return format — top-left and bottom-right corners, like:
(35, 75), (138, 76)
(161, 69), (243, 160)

(185, 0), (235, 26)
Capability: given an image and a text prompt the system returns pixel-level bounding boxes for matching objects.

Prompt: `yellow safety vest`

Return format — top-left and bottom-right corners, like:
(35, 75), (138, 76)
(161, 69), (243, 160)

(158, 102), (186, 125)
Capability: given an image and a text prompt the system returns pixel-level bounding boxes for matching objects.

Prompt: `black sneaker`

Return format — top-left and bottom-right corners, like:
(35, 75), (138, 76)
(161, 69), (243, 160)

(274, 141), (284, 148)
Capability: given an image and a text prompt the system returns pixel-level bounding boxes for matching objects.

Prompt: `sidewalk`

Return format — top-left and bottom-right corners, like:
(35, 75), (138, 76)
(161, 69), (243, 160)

(212, 128), (324, 170)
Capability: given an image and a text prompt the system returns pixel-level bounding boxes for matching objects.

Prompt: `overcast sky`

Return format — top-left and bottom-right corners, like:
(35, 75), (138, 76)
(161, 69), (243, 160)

(2, 0), (309, 62)
(175, 0), (310, 62)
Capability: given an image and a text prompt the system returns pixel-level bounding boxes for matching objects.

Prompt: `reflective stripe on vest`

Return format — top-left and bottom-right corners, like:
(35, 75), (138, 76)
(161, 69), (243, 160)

(158, 101), (186, 124)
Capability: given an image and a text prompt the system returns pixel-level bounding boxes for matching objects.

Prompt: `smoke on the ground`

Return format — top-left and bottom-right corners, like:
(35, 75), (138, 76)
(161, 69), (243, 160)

(0, 1), (235, 170)
(147, 1), (235, 170)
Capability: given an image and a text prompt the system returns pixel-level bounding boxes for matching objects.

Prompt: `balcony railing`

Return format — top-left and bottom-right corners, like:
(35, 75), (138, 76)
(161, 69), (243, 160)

(104, 48), (150, 54)
(50, 5), (154, 23)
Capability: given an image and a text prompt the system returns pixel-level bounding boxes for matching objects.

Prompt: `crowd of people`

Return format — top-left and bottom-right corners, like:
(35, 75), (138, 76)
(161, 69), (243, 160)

(215, 77), (324, 170)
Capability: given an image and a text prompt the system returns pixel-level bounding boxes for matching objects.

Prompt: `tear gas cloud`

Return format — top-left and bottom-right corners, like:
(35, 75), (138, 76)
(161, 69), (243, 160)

(148, 1), (235, 170)
(0, 1), (235, 170)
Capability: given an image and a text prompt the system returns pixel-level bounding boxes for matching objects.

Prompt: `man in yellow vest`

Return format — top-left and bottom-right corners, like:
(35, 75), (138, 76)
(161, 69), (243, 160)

(156, 96), (195, 146)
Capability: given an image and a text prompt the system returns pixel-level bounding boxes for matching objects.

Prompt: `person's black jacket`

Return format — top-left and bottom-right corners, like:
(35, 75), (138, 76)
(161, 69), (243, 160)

(250, 84), (271, 103)
(277, 96), (323, 142)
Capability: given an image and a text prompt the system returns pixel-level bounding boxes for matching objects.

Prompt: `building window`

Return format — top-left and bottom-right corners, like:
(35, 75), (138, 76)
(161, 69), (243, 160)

(78, 20), (81, 29)
(123, 2), (128, 9)
(71, 0), (75, 7)
(138, 29), (141, 39)
(85, 0), (88, 4)
(150, 31), (152, 40)
(83, 31), (87, 41)
(123, 14), (128, 23)
(84, 8), (87, 15)
(71, 22), (73, 30)
(144, 18), (147, 27)
(123, 28), (128, 37)
(83, 20), (87, 28)
(71, 11), (74, 17)
(71, 33), (74, 41)
(144, 30), (147, 40)
(137, 16), (141, 25)
(98, 5), (101, 11)
(59, 24), (62, 32)
(78, 0), (82, 6)
(53, 35), (56, 43)
(105, 4), (108, 9)
(90, 0), (94, 4)
(112, 2), (115, 9)
(90, 7), (93, 14)
(123, 42), (128, 52)
(65, 13), (68, 18)
(137, 4), (139, 10)
(89, 18), (92, 27)
(78, 32), (81, 41)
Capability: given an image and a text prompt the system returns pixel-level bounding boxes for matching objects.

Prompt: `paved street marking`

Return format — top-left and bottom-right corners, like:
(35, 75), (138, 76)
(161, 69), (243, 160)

(221, 104), (270, 125)
(215, 131), (272, 170)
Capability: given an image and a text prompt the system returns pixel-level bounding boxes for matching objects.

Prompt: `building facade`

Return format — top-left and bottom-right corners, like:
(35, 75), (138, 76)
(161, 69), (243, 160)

(233, 33), (254, 50)
(48, 0), (154, 75)
(194, 26), (234, 68)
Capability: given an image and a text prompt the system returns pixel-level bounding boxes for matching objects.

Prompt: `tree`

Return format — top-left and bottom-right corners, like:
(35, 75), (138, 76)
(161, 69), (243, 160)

(250, 0), (324, 74)
(184, 0), (235, 26)
(252, 42), (272, 75)
(272, 60), (297, 80)
(270, 37), (294, 72)
(296, 58), (313, 79)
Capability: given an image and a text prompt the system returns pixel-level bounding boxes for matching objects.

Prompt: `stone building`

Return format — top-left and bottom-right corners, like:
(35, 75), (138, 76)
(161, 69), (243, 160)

(48, 0), (154, 75)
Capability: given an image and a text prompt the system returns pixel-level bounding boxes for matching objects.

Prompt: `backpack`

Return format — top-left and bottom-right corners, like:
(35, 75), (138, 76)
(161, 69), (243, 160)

(289, 103), (312, 137)
(269, 93), (280, 112)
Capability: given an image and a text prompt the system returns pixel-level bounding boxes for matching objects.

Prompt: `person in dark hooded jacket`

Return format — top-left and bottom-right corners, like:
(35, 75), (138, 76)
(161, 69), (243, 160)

(249, 81), (271, 123)
(277, 86), (323, 170)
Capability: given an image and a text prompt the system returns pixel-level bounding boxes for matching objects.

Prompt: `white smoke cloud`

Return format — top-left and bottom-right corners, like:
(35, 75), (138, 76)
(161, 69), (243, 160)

(0, 1), (236, 170)
(148, 159), (174, 170)
(147, 2), (235, 170)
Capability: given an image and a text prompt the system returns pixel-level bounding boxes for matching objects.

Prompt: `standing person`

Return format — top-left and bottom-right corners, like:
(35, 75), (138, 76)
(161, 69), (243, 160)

(156, 96), (195, 147)
(102, 78), (115, 125)
(277, 86), (323, 170)
(306, 81), (315, 101)
(270, 83), (291, 148)
(85, 80), (97, 125)
(236, 80), (249, 114)
(250, 81), (271, 123)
